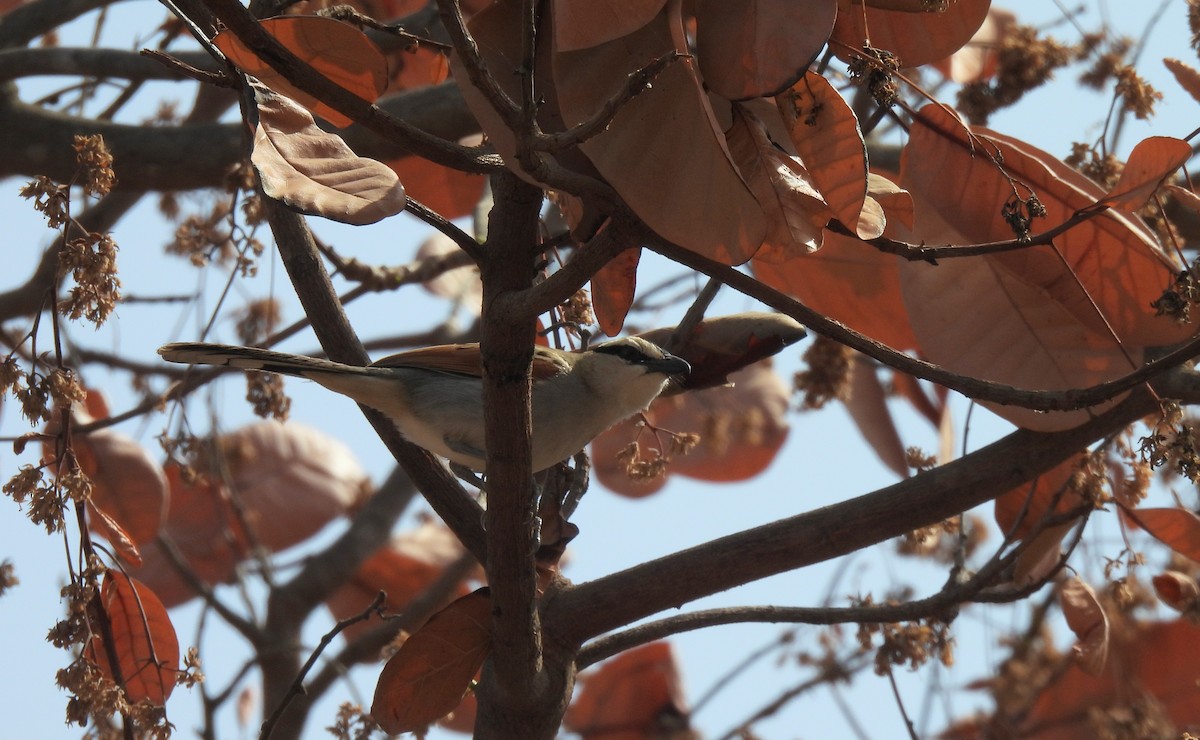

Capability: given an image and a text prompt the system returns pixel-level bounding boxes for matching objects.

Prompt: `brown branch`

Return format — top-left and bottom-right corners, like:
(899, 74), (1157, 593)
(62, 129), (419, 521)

(0, 47), (220, 82)
(478, 170), (546, 698)
(200, 0), (491, 173)
(545, 388), (1158, 647)
(646, 234), (1200, 412)
(0, 0), (114, 47)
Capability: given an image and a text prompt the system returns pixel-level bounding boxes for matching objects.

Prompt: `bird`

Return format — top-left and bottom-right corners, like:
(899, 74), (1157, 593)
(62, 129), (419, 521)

(158, 337), (690, 472)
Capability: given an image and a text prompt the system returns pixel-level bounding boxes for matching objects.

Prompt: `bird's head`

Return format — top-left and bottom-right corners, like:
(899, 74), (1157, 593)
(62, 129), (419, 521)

(572, 336), (691, 415)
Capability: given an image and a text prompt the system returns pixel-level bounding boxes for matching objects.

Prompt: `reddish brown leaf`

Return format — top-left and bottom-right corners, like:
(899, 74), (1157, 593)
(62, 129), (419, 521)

(387, 45), (450, 92)
(326, 520), (471, 642)
(1059, 578), (1108, 676)
(777, 71), (869, 234)
(844, 355), (908, 477)
(87, 572), (179, 705)
(371, 588), (492, 734)
(1152, 571), (1200, 613)
(1101, 136), (1191, 212)
(1166, 183), (1200, 215)
(89, 503), (143, 568)
(994, 454), (1086, 541)
(752, 227), (920, 350)
(552, 0), (669, 51)
(636, 311), (808, 392)
(695, 0), (837, 100)
(726, 104), (830, 261)
(904, 104), (1188, 348)
(868, 172), (914, 231)
(71, 429), (169, 549)
(252, 86), (406, 225)
(593, 362), (790, 494)
(1011, 521), (1074, 587)
(387, 150), (486, 222)
(591, 247), (641, 336)
(213, 16), (387, 128)
(1019, 619), (1200, 736)
(831, 0), (992, 69)
(1122, 506), (1200, 562)
(1164, 57), (1200, 106)
(566, 642), (689, 739)
(553, 4), (767, 264)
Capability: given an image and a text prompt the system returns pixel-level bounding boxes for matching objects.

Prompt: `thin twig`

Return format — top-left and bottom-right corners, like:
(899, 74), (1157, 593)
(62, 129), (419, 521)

(258, 592), (387, 739)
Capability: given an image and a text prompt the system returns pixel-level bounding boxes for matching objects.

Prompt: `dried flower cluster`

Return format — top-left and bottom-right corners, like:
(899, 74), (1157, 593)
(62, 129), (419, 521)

(957, 25), (1075, 124)
(1139, 403), (1200, 482)
(0, 559), (18, 597)
(1002, 193), (1047, 243)
(73, 134), (117, 197)
(847, 45), (901, 107)
(20, 175), (71, 229)
(245, 371), (291, 421)
(615, 426), (700, 483)
(560, 288), (595, 332)
(59, 231), (121, 326)
(794, 335), (853, 409)
(855, 605), (955, 675)
(897, 514), (988, 563)
(234, 298), (282, 345)
(326, 702), (380, 740)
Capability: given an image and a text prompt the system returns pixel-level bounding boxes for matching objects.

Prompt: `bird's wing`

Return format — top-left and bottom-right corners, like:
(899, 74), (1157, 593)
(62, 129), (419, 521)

(370, 344), (570, 380)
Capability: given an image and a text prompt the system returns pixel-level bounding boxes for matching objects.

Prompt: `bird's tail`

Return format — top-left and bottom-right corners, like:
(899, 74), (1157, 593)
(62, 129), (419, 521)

(158, 342), (373, 378)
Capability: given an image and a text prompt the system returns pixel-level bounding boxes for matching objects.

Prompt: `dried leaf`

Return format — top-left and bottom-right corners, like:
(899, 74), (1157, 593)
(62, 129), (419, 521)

(695, 0), (837, 100)
(553, 4), (767, 264)
(1101, 136), (1191, 212)
(1011, 521), (1073, 587)
(636, 311), (808, 392)
(753, 227), (920, 350)
(831, 0), (992, 69)
(213, 16), (388, 128)
(87, 572), (179, 705)
(371, 588), (492, 734)
(252, 87), (406, 225)
(566, 642), (690, 739)
(1059, 577), (1108, 676)
(552, 0), (669, 51)
(387, 147), (486, 222)
(777, 71), (869, 233)
(591, 247), (640, 336)
(89, 503), (143, 568)
(844, 355), (909, 477)
(1121, 505), (1200, 562)
(904, 104), (1188, 347)
(994, 454), (1086, 541)
(726, 104), (830, 261)
(869, 172), (914, 231)
(69, 429), (169, 549)
(1166, 183), (1200, 214)
(1152, 571), (1200, 613)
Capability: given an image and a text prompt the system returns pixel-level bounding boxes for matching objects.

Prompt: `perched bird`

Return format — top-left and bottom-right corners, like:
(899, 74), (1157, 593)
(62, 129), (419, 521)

(158, 337), (690, 472)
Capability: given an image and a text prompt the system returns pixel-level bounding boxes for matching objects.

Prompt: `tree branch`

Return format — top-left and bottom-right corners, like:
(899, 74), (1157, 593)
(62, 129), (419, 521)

(546, 388), (1157, 647)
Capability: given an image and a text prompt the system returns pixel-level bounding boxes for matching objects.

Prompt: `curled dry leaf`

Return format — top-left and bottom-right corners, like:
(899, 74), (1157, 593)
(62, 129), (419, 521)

(87, 571), (180, 706)
(776, 71), (869, 235)
(1152, 571), (1200, 613)
(726, 104), (829, 261)
(326, 519), (472, 642)
(252, 86), (406, 225)
(552, 0), (669, 52)
(371, 588), (492, 734)
(635, 311), (808, 392)
(212, 16), (388, 128)
(753, 227), (920, 350)
(565, 641), (690, 739)
(1100, 136), (1192, 212)
(695, 0), (837, 100)
(1059, 577), (1108, 676)
(593, 362), (790, 496)
(552, 4), (767, 264)
(843, 355), (909, 478)
(831, 0), (992, 69)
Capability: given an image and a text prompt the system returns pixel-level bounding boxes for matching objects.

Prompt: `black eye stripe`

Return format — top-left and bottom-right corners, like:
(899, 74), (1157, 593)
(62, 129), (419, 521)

(594, 343), (656, 364)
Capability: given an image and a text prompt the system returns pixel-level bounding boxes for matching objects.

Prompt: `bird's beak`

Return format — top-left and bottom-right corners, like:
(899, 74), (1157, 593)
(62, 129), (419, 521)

(648, 353), (691, 377)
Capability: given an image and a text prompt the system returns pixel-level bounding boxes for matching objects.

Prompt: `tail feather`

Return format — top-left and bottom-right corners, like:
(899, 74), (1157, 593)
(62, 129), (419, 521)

(158, 342), (369, 378)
